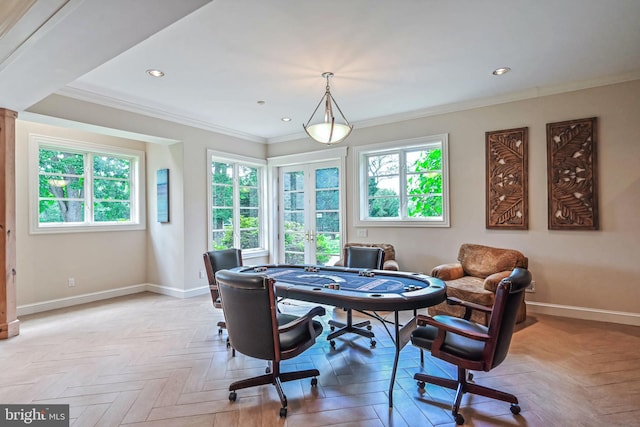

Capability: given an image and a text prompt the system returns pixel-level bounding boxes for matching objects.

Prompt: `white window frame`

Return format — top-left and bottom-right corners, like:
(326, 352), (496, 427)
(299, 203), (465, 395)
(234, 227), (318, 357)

(267, 147), (347, 265)
(352, 134), (450, 227)
(28, 134), (146, 234)
(207, 150), (268, 258)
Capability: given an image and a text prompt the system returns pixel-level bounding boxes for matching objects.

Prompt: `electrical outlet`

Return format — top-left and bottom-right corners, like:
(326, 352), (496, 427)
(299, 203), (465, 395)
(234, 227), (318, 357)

(525, 280), (535, 293)
(199, 270), (206, 279)
(356, 228), (368, 237)
(68, 277), (75, 287)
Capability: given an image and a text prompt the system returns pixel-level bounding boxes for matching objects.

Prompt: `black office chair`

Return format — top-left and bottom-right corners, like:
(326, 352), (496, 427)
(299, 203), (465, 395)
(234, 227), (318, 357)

(203, 248), (242, 352)
(328, 246), (384, 348)
(215, 269), (325, 418)
(410, 268), (532, 425)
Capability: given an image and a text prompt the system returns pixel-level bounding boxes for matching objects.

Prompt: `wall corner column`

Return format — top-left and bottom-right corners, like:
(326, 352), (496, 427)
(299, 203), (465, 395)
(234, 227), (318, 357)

(0, 108), (19, 339)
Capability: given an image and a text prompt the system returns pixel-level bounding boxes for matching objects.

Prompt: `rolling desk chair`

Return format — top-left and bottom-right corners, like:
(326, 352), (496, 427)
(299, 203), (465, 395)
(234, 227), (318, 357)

(328, 246), (384, 348)
(411, 268), (532, 425)
(215, 269), (325, 418)
(203, 248), (242, 353)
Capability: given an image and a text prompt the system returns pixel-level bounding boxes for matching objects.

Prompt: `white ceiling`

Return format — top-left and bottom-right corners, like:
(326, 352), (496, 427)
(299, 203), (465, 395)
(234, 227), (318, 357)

(3, 0), (640, 144)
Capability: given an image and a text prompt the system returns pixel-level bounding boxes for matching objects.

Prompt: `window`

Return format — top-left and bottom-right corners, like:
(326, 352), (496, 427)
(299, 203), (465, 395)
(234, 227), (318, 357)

(208, 150), (267, 255)
(354, 134), (449, 227)
(29, 134), (145, 233)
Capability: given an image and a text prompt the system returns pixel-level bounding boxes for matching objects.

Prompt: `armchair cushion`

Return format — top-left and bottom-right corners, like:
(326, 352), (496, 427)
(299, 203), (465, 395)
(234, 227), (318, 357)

(458, 243), (528, 278)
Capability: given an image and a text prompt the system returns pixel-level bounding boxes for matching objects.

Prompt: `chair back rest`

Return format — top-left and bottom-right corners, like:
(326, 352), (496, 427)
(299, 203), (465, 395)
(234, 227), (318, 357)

(203, 248), (243, 285)
(458, 243), (528, 278)
(345, 246), (384, 269)
(484, 267), (532, 368)
(343, 243), (396, 262)
(215, 269), (277, 361)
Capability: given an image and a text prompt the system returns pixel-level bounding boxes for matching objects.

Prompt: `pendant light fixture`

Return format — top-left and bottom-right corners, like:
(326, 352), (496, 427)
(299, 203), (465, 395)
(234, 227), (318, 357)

(303, 72), (353, 144)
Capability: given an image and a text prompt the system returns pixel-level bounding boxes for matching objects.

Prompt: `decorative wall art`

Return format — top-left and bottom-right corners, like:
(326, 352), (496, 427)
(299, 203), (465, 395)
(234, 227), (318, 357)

(485, 127), (528, 229)
(546, 117), (598, 230)
(157, 168), (170, 223)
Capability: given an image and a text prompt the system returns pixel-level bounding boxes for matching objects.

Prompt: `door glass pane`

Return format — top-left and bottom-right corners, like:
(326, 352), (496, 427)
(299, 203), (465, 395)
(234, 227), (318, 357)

(316, 167), (339, 189)
(283, 171), (306, 264)
(283, 171), (304, 191)
(315, 167), (340, 265)
(316, 189), (339, 210)
(283, 192), (304, 210)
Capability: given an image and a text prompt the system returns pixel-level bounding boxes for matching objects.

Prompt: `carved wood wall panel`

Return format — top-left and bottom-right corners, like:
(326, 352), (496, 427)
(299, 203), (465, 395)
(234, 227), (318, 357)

(546, 117), (599, 230)
(485, 127), (528, 229)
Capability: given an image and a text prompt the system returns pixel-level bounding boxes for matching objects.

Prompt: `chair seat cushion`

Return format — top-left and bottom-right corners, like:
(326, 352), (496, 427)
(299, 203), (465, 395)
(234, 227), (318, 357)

(411, 315), (488, 361)
(277, 313), (323, 351)
(444, 276), (494, 306)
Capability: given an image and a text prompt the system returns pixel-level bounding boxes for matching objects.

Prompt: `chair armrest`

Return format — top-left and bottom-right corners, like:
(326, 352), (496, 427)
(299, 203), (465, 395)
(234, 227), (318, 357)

(430, 263), (464, 281)
(416, 314), (490, 342)
(483, 271), (512, 292)
(383, 259), (399, 271)
(447, 296), (492, 320)
(278, 306), (326, 334)
(446, 297), (493, 314)
(333, 259), (345, 267)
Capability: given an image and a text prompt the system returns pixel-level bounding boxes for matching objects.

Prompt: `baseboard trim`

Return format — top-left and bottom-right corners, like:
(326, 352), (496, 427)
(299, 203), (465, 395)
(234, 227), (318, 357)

(527, 302), (640, 326)
(17, 284), (210, 316)
(17, 286), (639, 326)
(144, 284), (209, 299)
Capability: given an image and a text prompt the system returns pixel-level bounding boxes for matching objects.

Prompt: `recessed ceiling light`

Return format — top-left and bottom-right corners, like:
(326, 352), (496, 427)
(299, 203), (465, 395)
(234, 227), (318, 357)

(257, 100), (266, 105)
(281, 117), (291, 122)
(492, 67), (511, 76)
(146, 69), (165, 78)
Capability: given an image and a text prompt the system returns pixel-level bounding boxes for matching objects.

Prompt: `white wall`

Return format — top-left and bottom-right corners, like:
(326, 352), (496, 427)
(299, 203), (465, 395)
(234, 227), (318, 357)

(146, 142), (185, 290)
(23, 80), (640, 324)
(27, 96), (268, 298)
(269, 80), (640, 322)
(15, 122), (147, 308)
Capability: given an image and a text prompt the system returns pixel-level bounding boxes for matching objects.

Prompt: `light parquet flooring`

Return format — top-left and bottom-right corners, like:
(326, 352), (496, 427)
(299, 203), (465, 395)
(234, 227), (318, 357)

(1, 292), (639, 426)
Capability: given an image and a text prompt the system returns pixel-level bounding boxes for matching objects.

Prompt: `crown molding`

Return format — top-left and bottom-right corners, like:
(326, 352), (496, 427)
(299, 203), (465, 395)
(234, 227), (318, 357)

(57, 71), (640, 145)
(57, 85), (267, 143)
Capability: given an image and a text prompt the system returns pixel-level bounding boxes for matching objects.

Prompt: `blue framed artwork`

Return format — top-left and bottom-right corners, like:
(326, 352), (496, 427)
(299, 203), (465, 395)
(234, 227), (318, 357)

(157, 169), (170, 223)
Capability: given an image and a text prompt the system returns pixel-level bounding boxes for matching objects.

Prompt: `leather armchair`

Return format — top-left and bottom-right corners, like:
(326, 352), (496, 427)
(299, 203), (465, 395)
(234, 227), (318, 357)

(428, 243), (529, 325)
(334, 242), (399, 271)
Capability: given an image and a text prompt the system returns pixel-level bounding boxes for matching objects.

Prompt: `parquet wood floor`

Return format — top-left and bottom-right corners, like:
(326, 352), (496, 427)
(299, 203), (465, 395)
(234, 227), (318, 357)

(1, 292), (638, 426)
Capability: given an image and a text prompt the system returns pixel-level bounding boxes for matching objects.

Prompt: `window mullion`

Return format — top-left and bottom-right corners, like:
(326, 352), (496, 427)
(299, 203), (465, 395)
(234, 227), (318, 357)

(399, 150), (407, 220)
(233, 163), (241, 249)
(85, 152), (92, 224)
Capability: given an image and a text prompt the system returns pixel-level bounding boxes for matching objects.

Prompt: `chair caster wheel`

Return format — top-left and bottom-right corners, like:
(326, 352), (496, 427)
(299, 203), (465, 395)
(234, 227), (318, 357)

(417, 381), (426, 390)
(229, 391), (237, 402)
(510, 404), (521, 415)
(330, 326), (335, 331)
(218, 329), (223, 335)
(370, 340), (376, 348)
(265, 366), (271, 374)
(467, 372), (474, 381)
(226, 342), (231, 349)
(330, 340), (336, 348)
(311, 377), (318, 386)
(366, 325), (372, 331)
(455, 413), (464, 425)
(279, 407), (287, 418)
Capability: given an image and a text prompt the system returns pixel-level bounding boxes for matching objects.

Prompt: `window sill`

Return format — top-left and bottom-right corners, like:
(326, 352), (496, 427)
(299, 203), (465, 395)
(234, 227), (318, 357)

(30, 223), (146, 235)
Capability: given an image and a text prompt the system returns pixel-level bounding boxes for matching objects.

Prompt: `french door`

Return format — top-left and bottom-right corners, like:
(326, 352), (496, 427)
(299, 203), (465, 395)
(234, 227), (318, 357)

(278, 160), (342, 265)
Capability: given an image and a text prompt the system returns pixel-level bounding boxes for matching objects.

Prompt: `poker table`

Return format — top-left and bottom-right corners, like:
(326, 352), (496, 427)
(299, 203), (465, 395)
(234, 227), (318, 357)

(232, 264), (446, 407)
